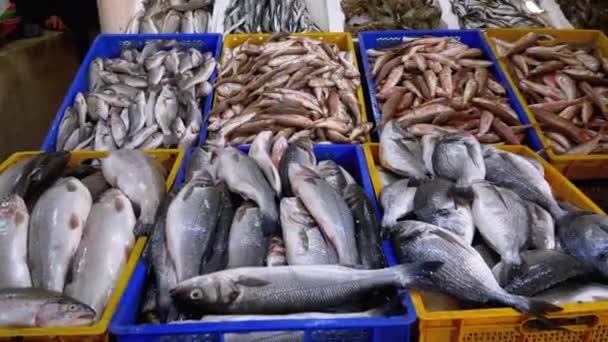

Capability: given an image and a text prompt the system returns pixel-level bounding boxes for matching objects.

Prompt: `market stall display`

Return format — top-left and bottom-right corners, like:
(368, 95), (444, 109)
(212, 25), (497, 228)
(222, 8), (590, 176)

(0, 149), (182, 339)
(450, 0), (549, 29)
(110, 144), (415, 341)
(365, 141), (608, 342)
(556, 0), (608, 33)
(206, 33), (371, 146)
(222, 0), (319, 34)
(342, 0), (442, 34)
(125, 0), (214, 34)
(42, 34), (222, 152)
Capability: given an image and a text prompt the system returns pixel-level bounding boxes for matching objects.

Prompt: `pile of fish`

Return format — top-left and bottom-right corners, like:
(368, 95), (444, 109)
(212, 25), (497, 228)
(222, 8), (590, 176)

(223, 0), (320, 34)
(379, 120), (608, 311)
(450, 0), (549, 29)
(367, 36), (528, 145)
(207, 35), (371, 146)
(56, 40), (217, 151)
(342, 0), (442, 34)
(0, 150), (167, 328)
(126, 0), (213, 34)
(493, 33), (608, 155)
(139, 132), (440, 324)
(556, 0), (608, 33)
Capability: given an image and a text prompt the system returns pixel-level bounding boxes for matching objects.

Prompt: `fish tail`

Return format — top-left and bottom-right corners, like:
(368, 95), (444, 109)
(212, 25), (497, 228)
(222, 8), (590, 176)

(393, 261), (443, 287)
(504, 294), (563, 328)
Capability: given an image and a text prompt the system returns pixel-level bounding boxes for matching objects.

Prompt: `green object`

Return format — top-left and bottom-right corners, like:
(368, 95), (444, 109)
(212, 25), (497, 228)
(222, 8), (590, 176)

(0, 8), (15, 21)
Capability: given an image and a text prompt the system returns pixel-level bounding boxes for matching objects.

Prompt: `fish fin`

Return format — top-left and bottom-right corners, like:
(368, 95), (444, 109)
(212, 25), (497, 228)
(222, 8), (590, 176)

(430, 228), (478, 257)
(464, 141), (484, 170)
(449, 185), (475, 204)
(235, 276), (270, 287)
(507, 295), (563, 325)
(497, 260), (524, 287)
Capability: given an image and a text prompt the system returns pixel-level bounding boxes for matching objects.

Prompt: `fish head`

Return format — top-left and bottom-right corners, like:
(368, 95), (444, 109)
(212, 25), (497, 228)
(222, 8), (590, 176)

(287, 163), (318, 188)
(37, 298), (96, 327)
(171, 275), (238, 306)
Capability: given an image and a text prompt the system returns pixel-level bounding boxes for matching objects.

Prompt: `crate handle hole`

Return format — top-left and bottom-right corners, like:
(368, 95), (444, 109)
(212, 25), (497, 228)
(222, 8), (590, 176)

(520, 314), (599, 333)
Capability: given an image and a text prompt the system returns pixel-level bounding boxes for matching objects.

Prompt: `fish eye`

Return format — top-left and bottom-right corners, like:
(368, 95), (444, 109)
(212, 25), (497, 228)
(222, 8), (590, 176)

(67, 304), (78, 312)
(190, 288), (203, 300)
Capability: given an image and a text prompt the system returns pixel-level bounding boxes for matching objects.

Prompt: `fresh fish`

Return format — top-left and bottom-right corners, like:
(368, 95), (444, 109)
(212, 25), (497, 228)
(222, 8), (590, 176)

(413, 179), (475, 245)
(223, 0), (320, 34)
(390, 220), (562, 317)
(536, 282), (608, 305)
(57, 108), (79, 150)
(65, 189), (136, 317)
(0, 195), (31, 288)
(315, 160), (355, 192)
(200, 183), (235, 274)
(80, 172), (111, 201)
(129, 91), (147, 137)
(101, 150), (166, 235)
(343, 184), (386, 269)
(0, 288), (95, 328)
(0, 157), (33, 198)
(483, 146), (564, 218)
(88, 58), (104, 92)
(171, 262), (440, 314)
(155, 85), (179, 136)
(166, 177), (220, 282)
(432, 133), (485, 186)
(380, 121), (428, 180)
(94, 120), (116, 151)
(226, 202), (267, 269)
(527, 202), (555, 250)
(218, 147), (278, 228)
(380, 179), (417, 230)
(421, 134), (439, 176)
(278, 138), (316, 197)
(13, 152), (70, 203)
(280, 197), (338, 265)
(474, 242), (500, 269)
(376, 166), (401, 188)
(249, 131), (281, 196)
(29, 177), (92, 292)
(290, 163), (359, 266)
(471, 182), (530, 285)
(497, 250), (593, 296)
(557, 212), (608, 277)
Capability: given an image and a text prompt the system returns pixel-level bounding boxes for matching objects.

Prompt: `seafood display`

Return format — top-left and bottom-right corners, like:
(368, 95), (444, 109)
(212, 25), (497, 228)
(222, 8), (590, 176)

(0, 150), (167, 327)
(207, 34), (371, 146)
(367, 36), (528, 145)
(56, 40), (217, 151)
(450, 0), (550, 29)
(492, 33), (608, 155)
(342, 0), (442, 34)
(140, 137), (408, 323)
(556, 0), (608, 33)
(377, 124), (608, 310)
(223, 0), (320, 34)
(126, 0), (213, 34)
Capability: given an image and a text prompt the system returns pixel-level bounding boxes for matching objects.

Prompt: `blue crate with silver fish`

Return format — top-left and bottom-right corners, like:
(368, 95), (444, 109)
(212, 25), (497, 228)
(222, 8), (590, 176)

(41, 33), (222, 151)
(109, 144), (416, 342)
(357, 29), (543, 151)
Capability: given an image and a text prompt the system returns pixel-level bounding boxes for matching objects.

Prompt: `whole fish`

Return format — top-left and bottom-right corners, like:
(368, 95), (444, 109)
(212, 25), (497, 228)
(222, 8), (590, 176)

(57, 108), (79, 151)
(0, 156), (33, 199)
(101, 150), (166, 236)
(0, 195), (31, 288)
(483, 146), (564, 218)
(166, 178), (220, 282)
(315, 160), (356, 192)
(171, 262), (441, 314)
(343, 184), (386, 269)
(249, 131), (281, 196)
(280, 197), (338, 265)
(200, 183), (235, 274)
(390, 220), (562, 317)
(65, 189), (136, 317)
(557, 212), (608, 277)
(413, 178), (475, 245)
(380, 179), (417, 229)
(218, 147), (278, 229)
(0, 288), (95, 328)
(432, 133), (485, 186)
(278, 138), (316, 197)
(290, 163), (359, 266)
(226, 202), (267, 269)
(380, 121), (428, 180)
(29, 177), (92, 292)
(471, 182), (530, 285)
(499, 250), (593, 296)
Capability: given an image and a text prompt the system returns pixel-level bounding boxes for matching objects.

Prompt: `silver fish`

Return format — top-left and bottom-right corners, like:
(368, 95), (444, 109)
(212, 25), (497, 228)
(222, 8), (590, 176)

(557, 212), (608, 277)
(527, 202), (555, 250)
(29, 177), (92, 292)
(249, 131), (282, 196)
(380, 179), (417, 229)
(74, 92), (88, 128)
(0, 195), (31, 288)
(278, 138), (316, 197)
(380, 121), (428, 180)
(432, 132), (485, 186)
(155, 85), (179, 136)
(226, 202), (267, 269)
(315, 160), (356, 192)
(536, 283), (608, 305)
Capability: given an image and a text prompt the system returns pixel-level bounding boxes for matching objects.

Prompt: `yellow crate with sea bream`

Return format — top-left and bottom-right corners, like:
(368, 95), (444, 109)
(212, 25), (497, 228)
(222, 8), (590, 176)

(208, 32), (370, 144)
(484, 28), (608, 180)
(0, 149), (184, 342)
(363, 142), (608, 342)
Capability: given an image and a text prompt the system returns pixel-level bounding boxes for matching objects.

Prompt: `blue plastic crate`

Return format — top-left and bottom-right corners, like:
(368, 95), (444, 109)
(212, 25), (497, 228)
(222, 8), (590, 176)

(109, 144), (415, 342)
(41, 33), (223, 151)
(357, 29), (544, 152)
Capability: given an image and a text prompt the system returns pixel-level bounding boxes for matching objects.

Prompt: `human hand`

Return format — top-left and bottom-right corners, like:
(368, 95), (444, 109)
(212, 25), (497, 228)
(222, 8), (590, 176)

(45, 15), (67, 30)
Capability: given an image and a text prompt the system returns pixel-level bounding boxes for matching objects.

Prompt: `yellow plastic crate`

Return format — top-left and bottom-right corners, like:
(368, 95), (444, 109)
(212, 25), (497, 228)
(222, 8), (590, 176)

(213, 32), (369, 142)
(484, 28), (608, 180)
(363, 143), (608, 342)
(0, 149), (184, 341)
